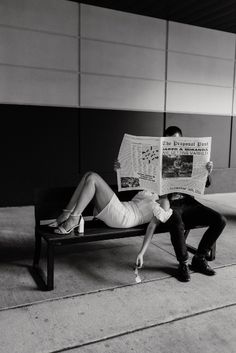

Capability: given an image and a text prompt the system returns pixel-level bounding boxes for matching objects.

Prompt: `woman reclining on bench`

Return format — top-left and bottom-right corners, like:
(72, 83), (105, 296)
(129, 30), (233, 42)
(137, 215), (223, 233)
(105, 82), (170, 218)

(50, 171), (200, 282)
(50, 171), (173, 234)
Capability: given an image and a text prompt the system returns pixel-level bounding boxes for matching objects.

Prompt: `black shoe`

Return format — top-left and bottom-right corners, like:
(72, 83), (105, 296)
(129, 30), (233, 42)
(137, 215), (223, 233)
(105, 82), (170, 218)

(178, 262), (191, 282)
(191, 255), (216, 276)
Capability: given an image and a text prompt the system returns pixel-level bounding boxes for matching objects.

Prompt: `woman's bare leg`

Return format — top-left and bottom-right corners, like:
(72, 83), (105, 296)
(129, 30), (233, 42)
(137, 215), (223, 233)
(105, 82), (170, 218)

(65, 172), (92, 212)
(72, 172), (114, 214)
(54, 172), (111, 225)
(57, 172), (114, 232)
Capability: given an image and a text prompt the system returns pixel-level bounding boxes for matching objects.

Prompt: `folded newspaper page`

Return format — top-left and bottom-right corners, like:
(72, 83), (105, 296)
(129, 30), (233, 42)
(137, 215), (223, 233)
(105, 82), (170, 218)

(117, 134), (211, 197)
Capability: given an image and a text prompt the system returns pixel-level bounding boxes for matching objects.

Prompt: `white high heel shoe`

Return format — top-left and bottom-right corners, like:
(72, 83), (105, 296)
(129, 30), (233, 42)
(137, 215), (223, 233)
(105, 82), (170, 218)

(54, 214), (84, 235)
(49, 207), (74, 228)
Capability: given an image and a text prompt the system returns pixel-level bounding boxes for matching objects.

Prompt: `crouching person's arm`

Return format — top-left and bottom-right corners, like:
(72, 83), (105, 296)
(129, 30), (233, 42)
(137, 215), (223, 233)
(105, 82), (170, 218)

(136, 197), (173, 268)
(136, 216), (160, 268)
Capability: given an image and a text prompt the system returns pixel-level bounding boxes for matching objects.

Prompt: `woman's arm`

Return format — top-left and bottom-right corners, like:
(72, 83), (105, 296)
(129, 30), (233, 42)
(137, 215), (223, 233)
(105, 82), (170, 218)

(136, 216), (160, 268)
(158, 195), (170, 211)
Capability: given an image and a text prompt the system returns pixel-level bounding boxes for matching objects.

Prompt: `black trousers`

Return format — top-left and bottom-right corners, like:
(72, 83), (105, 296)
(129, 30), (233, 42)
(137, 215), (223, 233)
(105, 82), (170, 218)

(165, 197), (226, 262)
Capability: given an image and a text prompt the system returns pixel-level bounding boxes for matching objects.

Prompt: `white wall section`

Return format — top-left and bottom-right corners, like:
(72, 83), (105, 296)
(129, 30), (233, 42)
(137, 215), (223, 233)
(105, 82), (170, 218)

(81, 74), (165, 111)
(0, 0), (78, 35)
(0, 0), (79, 106)
(167, 21), (235, 115)
(0, 1), (236, 114)
(81, 4), (166, 48)
(0, 66), (78, 106)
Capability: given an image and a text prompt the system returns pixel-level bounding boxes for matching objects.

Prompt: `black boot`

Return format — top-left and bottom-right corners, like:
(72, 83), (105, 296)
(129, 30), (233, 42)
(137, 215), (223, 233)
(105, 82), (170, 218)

(178, 262), (191, 282)
(191, 255), (216, 276)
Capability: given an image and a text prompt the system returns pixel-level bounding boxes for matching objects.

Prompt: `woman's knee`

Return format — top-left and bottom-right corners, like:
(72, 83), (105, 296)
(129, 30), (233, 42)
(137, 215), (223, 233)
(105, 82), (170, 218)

(84, 171), (99, 184)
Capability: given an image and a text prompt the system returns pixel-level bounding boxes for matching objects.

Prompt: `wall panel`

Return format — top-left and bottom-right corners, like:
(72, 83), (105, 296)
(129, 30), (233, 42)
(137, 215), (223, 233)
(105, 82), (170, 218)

(230, 117), (236, 167)
(81, 39), (165, 80)
(204, 168), (236, 193)
(79, 109), (164, 183)
(0, 27), (78, 71)
(0, 66), (78, 106)
(169, 21), (235, 59)
(166, 82), (232, 115)
(0, 105), (79, 206)
(80, 5), (166, 111)
(234, 91), (236, 116)
(0, 0), (78, 35)
(166, 113), (231, 168)
(81, 74), (164, 111)
(168, 52), (234, 87)
(81, 4), (166, 48)
(233, 69), (236, 116)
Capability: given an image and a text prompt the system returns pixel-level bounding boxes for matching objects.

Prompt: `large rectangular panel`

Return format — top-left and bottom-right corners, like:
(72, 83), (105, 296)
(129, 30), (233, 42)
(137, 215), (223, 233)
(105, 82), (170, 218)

(80, 109), (164, 176)
(169, 22), (235, 59)
(168, 52), (234, 87)
(81, 74), (164, 111)
(81, 39), (165, 80)
(0, 105), (79, 206)
(0, 27), (78, 71)
(0, 0), (78, 35)
(81, 4), (166, 49)
(233, 71), (236, 115)
(0, 66), (78, 106)
(233, 92), (236, 116)
(166, 113), (231, 169)
(204, 168), (236, 193)
(166, 82), (232, 115)
(230, 117), (236, 167)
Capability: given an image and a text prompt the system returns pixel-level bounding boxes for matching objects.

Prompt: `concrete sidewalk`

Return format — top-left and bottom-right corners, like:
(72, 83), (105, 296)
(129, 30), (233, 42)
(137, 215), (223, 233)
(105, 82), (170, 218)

(1, 266), (236, 353)
(0, 193), (236, 353)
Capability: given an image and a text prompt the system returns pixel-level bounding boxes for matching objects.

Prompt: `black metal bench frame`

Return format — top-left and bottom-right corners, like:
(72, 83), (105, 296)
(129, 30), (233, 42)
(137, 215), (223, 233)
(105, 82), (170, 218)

(32, 187), (216, 290)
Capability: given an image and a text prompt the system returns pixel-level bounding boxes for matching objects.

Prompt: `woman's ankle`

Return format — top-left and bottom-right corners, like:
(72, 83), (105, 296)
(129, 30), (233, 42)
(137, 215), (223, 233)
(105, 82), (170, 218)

(70, 213), (81, 218)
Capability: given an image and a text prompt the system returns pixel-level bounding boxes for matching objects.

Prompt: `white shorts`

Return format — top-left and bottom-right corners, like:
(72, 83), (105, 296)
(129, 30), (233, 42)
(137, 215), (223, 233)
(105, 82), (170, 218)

(94, 193), (143, 228)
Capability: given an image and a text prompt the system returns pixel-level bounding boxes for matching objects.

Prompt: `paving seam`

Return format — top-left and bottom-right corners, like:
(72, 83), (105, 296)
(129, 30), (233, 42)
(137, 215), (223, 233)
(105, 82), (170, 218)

(198, 198), (236, 211)
(1, 262), (236, 313)
(150, 239), (176, 257)
(48, 301), (236, 353)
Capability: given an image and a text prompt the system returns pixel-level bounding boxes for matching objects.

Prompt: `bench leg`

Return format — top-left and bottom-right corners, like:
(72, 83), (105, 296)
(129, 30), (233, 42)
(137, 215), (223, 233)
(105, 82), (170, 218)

(47, 243), (54, 291)
(33, 231), (42, 267)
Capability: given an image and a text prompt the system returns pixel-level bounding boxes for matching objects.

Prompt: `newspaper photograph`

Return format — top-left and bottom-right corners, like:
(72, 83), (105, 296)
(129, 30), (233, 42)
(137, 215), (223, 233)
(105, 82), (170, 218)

(117, 134), (211, 196)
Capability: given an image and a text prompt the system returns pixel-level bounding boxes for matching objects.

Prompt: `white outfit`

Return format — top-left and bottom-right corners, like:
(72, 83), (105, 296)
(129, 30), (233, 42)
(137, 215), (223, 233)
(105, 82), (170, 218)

(94, 190), (173, 228)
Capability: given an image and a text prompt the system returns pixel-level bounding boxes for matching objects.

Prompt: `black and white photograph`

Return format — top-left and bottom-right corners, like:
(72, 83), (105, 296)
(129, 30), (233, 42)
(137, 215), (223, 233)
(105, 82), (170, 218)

(121, 176), (140, 188)
(0, 0), (236, 352)
(162, 155), (193, 178)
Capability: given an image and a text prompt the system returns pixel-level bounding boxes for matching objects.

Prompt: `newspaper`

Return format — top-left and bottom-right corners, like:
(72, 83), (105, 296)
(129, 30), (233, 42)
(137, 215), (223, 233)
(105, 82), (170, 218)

(117, 134), (211, 196)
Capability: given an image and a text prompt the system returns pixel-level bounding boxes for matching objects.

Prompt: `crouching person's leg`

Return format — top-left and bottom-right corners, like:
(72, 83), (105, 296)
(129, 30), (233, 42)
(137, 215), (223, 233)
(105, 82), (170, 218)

(165, 211), (190, 282)
(191, 207), (226, 276)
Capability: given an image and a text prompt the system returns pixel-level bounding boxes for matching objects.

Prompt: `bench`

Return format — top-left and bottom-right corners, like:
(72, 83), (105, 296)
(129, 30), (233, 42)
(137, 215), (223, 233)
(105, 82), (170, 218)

(32, 186), (216, 290)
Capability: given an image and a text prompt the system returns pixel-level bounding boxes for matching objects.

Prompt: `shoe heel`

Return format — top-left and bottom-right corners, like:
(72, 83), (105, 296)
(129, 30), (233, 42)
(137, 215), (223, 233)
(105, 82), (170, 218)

(77, 216), (84, 234)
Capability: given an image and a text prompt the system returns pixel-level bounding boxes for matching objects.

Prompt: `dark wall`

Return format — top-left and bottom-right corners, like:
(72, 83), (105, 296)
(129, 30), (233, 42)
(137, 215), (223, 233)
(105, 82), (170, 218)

(0, 105), (164, 206)
(79, 109), (164, 184)
(166, 113), (231, 168)
(0, 104), (235, 206)
(0, 104), (79, 206)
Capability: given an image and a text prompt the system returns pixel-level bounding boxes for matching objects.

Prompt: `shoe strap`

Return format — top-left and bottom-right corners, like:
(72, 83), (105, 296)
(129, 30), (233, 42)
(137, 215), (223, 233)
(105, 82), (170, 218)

(70, 214), (81, 218)
(62, 209), (71, 213)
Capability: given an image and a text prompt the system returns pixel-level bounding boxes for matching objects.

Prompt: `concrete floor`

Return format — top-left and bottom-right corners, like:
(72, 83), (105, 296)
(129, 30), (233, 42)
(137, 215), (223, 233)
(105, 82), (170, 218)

(0, 193), (236, 353)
